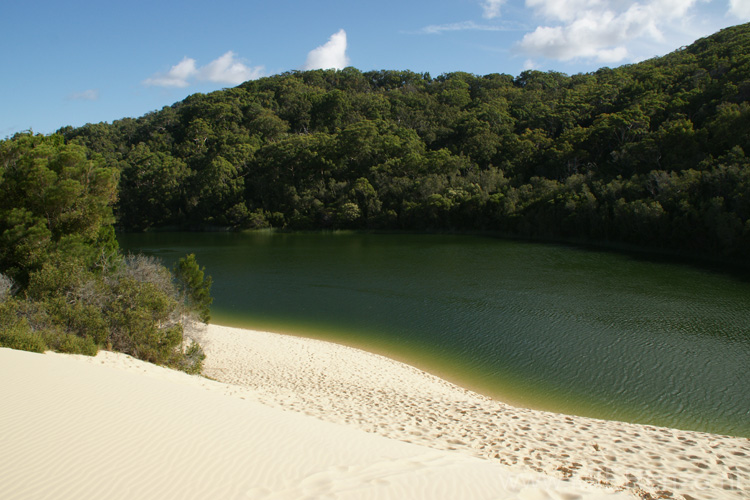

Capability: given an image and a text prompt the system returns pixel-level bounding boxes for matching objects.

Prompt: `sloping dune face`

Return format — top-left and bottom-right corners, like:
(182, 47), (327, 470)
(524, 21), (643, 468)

(198, 325), (750, 500)
(0, 347), (631, 500)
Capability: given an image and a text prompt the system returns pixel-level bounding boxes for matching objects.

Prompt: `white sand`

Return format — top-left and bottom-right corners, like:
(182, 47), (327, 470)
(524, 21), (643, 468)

(197, 324), (750, 500)
(1, 346), (629, 500)
(1, 324), (747, 499)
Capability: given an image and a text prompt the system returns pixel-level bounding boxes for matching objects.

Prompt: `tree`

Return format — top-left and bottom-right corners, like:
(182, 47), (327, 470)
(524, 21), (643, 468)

(0, 133), (118, 286)
(173, 253), (213, 323)
(0, 133), (207, 373)
(119, 144), (190, 229)
(45, 23), (750, 265)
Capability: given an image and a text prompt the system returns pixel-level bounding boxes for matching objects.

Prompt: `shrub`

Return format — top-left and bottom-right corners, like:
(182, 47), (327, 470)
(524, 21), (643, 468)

(179, 340), (206, 375)
(106, 277), (183, 363)
(174, 254), (213, 323)
(0, 326), (47, 353)
(119, 254), (176, 296)
(0, 306), (47, 353)
(43, 330), (98, 356)
(0, 134), (208, 373)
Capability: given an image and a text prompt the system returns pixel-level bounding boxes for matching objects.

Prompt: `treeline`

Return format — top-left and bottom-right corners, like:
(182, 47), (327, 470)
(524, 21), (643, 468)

(0, 134), (212, 369)
(53, 23), (750, 264)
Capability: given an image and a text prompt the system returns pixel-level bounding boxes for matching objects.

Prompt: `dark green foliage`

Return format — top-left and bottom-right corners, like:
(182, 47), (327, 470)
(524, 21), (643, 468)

(43, 330), (98, 356)
(0, 132), (118, 286)
(0, 301), (46, 353)
(0, 135), (212, 370)
(55, 23), (750, 264)
(174, 254), (213, 323)
(0, 326), (47, 353)
(106, 276), (184, 364)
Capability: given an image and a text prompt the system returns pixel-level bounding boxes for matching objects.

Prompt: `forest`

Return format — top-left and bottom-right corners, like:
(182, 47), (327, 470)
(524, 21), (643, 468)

(1, 23), (749, 360)
(52, 23), (750, 265)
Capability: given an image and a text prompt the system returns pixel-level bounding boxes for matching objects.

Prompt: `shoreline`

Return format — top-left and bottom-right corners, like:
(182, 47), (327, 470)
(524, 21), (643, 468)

(2, 323), (748, 498)
(209, 315), (541, 410)
(211, 316), (748, 436)
(198, 323), (750, 499)
(1, 345), (631, 500)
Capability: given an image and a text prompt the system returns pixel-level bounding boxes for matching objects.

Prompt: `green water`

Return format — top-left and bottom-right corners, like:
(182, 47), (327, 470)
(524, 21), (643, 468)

(119, 231), (750, 437)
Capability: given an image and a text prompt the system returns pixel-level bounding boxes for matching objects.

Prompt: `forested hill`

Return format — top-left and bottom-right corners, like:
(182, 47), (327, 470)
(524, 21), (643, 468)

(61, 23), (750, 263)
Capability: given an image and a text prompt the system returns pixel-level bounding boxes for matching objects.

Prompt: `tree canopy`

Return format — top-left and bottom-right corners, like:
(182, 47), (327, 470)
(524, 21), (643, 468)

(47, 22), (750, 265)
(0, 134), (211, 372)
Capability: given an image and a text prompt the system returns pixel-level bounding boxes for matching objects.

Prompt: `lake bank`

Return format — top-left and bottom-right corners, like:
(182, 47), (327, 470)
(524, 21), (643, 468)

(120, 231), (750, 437)
(5, 323), (749, 498)
(198, 323), (750, 499)
(0, 337), (635, 500)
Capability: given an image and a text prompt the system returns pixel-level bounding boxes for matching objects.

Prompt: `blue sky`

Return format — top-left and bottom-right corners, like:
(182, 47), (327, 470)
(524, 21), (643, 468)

(2, 0), (748, 137)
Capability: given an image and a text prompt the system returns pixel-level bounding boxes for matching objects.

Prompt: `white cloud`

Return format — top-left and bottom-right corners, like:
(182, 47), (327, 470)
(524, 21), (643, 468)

(199, 51), (264, 85)
(303, 29), (350, 70)
(596, 46), (630, 63)
(481, 0), (508, 19)
(728, 0), (750, 20)
(144, 57), (197, 88)
(526, 0), (605, 23)
(518, 0), (704, 63)
(144, 52), (263, 88)
(67, 89), (100, 101)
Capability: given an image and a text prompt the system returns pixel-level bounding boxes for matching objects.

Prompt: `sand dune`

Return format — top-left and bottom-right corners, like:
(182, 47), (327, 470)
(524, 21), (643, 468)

(1, 346), (631, 500)
(198, 324), (750, 500)
(2, 323), (748, 499)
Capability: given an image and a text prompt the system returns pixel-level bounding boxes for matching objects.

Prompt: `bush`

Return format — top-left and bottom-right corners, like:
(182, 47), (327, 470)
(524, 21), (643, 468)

(0, 134), (208, 373)
(43, 330), (98, 356)
(0, 319), (47, 353)
(106, 276), (183, 363)
(0, 298), (97, 356)
(119, 254), (176, 296)
(174, 254), (213, 323)
(0, 299), (45, 352)
(179, 340), (206, 375)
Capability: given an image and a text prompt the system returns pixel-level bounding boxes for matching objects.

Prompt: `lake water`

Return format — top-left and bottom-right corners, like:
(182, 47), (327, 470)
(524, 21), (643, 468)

(119, 232), (750, 437)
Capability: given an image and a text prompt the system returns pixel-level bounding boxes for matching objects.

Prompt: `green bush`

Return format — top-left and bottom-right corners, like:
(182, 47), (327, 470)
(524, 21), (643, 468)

(179, 340), (206, 375)
(0, 321), (47, 353)
(174, 254), (213, 323)
(46, 299), (109, 346)
(0, 299), (45, 352)
(106, 277), (184, 364)
(43, 330), (98, 356)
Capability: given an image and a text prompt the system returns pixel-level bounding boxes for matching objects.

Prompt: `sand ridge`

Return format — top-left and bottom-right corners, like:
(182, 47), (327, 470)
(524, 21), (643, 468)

(1, 346), (632, 500)
(198, 324), (750, 500)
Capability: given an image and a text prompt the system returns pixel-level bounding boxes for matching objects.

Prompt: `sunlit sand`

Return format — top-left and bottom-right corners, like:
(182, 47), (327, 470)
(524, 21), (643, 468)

(2, 324), (748, 499)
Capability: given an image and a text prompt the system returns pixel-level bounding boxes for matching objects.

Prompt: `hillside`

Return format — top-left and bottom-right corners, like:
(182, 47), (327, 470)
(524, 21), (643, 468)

(59, 23), (750, 263)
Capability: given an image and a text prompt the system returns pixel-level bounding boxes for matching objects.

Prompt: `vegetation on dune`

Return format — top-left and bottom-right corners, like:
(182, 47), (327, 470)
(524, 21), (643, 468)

(0, 134), (210, 373)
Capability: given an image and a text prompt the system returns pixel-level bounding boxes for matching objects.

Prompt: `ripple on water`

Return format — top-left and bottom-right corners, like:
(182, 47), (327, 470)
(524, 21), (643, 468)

(119, 232), (750, 437)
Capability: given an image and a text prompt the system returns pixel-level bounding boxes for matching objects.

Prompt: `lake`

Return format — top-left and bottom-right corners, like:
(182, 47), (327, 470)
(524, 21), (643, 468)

(119, 231), (750, 437)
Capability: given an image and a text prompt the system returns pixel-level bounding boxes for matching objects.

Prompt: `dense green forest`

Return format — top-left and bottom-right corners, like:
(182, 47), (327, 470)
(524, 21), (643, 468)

(3, 23), (748, 361)
(50, 23), (750, 265)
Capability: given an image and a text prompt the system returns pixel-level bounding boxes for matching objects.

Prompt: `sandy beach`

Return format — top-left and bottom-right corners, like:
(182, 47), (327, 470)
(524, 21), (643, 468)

(2, 324), (748, 499)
